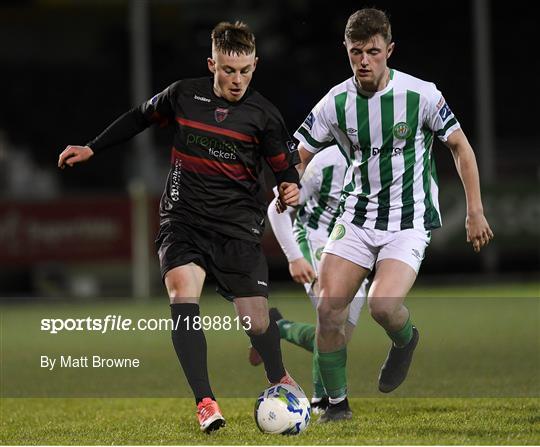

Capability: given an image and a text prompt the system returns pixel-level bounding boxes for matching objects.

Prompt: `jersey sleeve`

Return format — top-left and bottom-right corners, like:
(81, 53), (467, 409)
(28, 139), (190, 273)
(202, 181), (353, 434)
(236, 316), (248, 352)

(424, 83), (461, 142)
(294, 93), (335, 153)
(138, 81), (180, 127)
(87, 81), (180, 153)
(267, 196), (303, 262)
(260, 105), (300, 183)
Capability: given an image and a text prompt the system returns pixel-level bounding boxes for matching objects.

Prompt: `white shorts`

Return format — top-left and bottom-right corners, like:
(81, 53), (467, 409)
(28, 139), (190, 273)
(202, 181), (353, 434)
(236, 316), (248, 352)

(324, 218), (430, 274)
(299, 227), (366, 326)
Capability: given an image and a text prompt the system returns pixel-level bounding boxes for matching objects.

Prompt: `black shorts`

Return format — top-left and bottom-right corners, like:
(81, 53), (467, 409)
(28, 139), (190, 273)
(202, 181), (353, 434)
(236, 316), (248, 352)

(155, 221), (269, 300)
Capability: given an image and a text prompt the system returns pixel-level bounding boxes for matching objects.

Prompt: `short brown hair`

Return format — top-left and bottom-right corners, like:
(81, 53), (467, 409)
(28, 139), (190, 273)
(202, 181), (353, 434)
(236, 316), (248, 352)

(345, 8), (392, 44)
(211, 21), (256, 56)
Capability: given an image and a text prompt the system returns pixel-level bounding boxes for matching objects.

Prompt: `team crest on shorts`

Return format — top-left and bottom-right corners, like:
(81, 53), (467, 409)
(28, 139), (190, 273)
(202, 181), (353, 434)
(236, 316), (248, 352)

(393, 122), (411, 140)
(330, 224), (346, 241)
(315, 247), (324, 260)
(214, 107), (229, 123)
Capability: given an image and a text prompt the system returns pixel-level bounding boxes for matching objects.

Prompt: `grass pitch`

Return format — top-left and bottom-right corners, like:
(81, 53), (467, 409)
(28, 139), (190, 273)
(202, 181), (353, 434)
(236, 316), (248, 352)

(2, 397), (538, 445)
(1, 281), (539, 444)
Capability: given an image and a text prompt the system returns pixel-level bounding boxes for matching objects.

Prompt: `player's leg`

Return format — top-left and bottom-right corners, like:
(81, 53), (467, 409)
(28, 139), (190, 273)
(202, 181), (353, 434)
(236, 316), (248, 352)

(165, 265), (226, 432)
(157, 223), (224, 432)
(316, 252), (368, 382)
(165, 264), (212, 399)
(368, 260), (416, 332)
(312, 278), (366, 410)
(316, 252), (369, 422)
(310, 318), (356, 413)
(234, 296), (289, 384)
(279, 275), (366, 408)
(257, 277), (367, 413)
(213, 237), (292, 385)
(369, 229), (430, 392)
(315, 219), (374, 421)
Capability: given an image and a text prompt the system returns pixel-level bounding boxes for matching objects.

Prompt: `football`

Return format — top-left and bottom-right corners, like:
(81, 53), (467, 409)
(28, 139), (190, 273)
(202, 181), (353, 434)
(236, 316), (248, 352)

(254, 383), (311, 435)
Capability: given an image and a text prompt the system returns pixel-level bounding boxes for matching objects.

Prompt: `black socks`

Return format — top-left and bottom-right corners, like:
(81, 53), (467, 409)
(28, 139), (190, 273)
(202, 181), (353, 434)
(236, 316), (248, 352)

(248, 320), (286, 383)
(170, 303), (215, 404)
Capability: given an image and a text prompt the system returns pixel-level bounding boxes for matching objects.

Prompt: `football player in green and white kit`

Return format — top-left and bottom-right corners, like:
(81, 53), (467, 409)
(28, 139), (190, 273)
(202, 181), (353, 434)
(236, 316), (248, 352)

(263, 145), (368, 414)
(294, 8), (494, 422)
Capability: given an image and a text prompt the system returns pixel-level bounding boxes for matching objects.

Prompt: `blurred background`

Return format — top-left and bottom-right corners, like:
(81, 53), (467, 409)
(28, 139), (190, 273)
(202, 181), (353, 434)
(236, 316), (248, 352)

(0, 0), (538, 299)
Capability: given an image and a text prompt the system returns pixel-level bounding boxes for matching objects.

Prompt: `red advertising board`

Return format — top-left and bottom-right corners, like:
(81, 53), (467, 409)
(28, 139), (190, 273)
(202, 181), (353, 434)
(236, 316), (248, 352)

(0, 196), (284, 267)
(0, 197), (133, 265)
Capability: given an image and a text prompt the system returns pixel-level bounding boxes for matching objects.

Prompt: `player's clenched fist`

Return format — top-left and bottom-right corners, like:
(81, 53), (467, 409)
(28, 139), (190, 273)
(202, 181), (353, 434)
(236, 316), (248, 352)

(58, 145), (94, 169)
(276, 182), (300, 213)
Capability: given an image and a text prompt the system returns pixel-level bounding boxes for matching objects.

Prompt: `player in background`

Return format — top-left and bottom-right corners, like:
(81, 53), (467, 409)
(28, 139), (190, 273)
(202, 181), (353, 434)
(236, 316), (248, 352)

(294, 8), (494, 422)
(249, 144), (368, 414)
(58, 21), (301, 433)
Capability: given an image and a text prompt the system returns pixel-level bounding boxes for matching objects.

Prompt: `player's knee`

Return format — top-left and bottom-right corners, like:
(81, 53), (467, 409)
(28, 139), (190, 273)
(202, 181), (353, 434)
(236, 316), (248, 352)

(245, 317), (269, 336)
(166, 280), (185, 302)
(318, 316), (344, 335)
(368, 301), (394, 326)
(317, 301), (345, 332)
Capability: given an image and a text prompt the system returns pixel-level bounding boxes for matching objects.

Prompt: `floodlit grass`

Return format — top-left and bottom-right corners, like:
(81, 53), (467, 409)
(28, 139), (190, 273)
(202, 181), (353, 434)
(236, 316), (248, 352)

(1, 397), (538, 445)
(1, 281), (538, 444)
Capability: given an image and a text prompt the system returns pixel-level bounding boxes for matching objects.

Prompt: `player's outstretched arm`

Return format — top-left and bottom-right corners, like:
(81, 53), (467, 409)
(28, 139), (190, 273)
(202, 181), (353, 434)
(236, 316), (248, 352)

(58, 145), (94, 169)
(267, 197), (315, 284)
(445, 129), (494, 252)
(58, 100), (167, 171)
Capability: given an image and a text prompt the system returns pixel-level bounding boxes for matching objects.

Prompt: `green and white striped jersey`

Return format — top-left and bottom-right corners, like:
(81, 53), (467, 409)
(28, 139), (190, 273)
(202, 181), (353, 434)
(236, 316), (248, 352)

(293, 145), (348, 245)
(294, 69), (460, 231)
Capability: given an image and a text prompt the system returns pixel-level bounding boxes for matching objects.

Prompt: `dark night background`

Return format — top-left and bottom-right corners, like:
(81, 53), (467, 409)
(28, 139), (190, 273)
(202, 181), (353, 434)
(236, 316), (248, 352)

(0, 0), (538, 296)
(1, 0), (536, 182)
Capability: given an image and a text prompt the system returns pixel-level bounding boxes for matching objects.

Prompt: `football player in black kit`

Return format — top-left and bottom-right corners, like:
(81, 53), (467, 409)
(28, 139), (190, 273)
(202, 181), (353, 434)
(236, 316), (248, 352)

(58, 21), (301, 433)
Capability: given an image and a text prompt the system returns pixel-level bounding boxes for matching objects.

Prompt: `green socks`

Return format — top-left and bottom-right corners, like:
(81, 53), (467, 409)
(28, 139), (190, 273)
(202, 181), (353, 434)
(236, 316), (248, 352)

(314, 347), (347, 399)
(312, 355), (326, 398)
(387, 316), (413, 347)
(278, 314), (412, 400)
(277, 320), (347, 399)
(276, 320), (315, 352)
(276, 320), (328, 398)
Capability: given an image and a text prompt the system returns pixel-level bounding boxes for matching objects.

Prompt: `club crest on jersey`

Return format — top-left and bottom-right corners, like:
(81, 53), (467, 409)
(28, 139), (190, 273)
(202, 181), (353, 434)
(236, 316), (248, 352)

(393, 122), (412, 140)
(214, 107), (229, 123)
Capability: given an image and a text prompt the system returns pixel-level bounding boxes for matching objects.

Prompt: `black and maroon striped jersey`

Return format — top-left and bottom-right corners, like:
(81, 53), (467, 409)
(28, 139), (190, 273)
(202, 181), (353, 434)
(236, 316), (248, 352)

(89, 77), (299, 241)
(147, 77), (299, 240)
